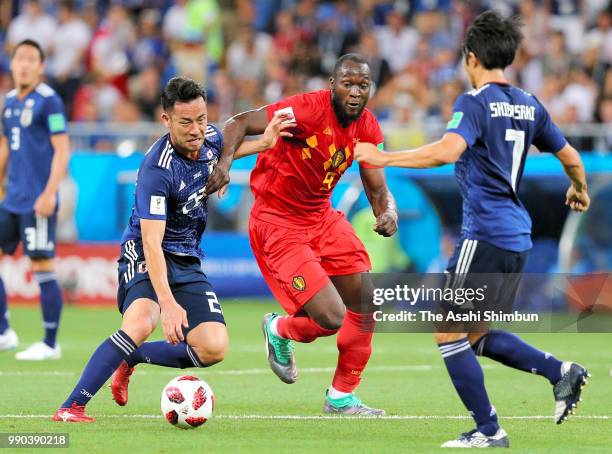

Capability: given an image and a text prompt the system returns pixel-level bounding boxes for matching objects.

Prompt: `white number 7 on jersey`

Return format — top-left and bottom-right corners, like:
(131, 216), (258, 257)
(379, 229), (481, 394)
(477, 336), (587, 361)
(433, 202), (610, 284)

(505, 129), (525, 192)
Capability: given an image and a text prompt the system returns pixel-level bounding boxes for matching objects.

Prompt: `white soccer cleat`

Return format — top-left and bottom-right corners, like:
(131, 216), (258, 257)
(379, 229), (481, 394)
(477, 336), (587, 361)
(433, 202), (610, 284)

(441, 428), (509, 448)
(0, 328), (18, 351)
(15, 341), (61, 360)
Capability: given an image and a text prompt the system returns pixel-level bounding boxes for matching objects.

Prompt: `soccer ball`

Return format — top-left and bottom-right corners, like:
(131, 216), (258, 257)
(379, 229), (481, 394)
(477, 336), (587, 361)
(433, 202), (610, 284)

(160, 375), (215, 429)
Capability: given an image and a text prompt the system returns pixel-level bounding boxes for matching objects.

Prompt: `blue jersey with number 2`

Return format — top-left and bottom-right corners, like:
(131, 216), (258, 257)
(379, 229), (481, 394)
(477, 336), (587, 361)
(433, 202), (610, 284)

(446, 82), (567, 252)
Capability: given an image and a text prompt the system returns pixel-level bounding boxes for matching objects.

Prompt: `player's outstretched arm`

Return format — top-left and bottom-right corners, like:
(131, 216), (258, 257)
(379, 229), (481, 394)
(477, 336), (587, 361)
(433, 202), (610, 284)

(205, 107), (270, 196)
(553, 143), (590, 212)
(360, 167), (398, 237)
(234, 111), (296, 159)
(140, 219), (188, 344)
(354, 133), (467, 169)
(33, 133), (70, 217)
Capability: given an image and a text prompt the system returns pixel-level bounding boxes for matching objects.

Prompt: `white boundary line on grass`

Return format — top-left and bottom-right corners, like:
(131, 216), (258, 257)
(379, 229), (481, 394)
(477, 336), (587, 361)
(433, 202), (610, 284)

(0, 365), (439, 377)
(0, 364), (499, 377)
(1, 414), (611, 420)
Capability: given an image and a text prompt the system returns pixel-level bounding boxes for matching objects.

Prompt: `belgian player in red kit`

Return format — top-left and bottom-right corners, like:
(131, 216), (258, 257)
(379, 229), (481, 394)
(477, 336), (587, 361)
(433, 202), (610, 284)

(207, 54), (397, 414)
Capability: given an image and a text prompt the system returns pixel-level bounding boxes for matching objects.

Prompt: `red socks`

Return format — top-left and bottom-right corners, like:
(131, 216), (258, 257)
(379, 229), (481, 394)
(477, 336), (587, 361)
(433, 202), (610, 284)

(277, 313), (337, 343)
(276, 310), (375, 393)
(332, 309), (374, 393)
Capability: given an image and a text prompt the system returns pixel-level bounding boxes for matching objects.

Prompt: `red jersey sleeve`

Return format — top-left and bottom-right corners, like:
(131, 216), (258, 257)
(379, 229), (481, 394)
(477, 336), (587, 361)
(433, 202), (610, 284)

(358, 110), (385, 169)
(266, 91), (328, 141)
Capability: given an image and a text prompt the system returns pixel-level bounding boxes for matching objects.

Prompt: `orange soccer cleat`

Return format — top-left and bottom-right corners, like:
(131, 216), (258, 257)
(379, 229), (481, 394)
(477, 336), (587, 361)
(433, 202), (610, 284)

(110, 360), (135, 406)
(52, 403), (95, 423)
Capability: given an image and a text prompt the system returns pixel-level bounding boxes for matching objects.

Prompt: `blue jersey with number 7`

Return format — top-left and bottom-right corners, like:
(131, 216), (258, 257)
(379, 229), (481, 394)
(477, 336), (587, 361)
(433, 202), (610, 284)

(446, 82), (567, 252)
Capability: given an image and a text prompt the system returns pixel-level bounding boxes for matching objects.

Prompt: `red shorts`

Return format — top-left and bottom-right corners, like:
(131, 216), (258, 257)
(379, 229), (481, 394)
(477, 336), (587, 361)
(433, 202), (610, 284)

(249, 210), (371, 315)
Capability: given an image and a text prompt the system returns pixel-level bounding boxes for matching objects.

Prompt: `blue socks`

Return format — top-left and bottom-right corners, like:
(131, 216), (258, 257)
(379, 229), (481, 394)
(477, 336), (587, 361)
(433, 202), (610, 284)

(473, 330), (563, 384)
(35, 272), (63, 348)
(0, 277), (8, 334)
(62, 330), (137, 408)
(439, 339), (499, 436)
(127, 341), (204, 368)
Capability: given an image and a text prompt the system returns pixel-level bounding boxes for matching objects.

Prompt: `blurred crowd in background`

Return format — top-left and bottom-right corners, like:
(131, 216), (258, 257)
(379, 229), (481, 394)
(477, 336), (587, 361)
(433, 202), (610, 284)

(0, 0), (611, 152)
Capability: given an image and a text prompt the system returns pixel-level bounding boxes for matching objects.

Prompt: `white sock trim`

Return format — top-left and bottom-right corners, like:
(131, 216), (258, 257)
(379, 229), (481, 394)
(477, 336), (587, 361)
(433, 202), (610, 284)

(328, 386), (352, 399)
(270, 316), (280, 337)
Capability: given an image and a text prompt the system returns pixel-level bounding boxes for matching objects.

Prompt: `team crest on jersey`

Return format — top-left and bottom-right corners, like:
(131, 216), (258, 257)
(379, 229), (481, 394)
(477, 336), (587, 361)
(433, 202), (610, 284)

(137, 261), (148, 273)
(292, 276), (306, 292)
(20, 99), (34, 127)
(331, 149), (346, 169)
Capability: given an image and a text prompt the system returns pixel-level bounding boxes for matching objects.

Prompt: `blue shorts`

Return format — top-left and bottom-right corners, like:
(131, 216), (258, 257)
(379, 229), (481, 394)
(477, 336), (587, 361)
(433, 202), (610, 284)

(446, 238), (529, 312)
(117, 240), (225, 333)
(0, 205), (56, 259)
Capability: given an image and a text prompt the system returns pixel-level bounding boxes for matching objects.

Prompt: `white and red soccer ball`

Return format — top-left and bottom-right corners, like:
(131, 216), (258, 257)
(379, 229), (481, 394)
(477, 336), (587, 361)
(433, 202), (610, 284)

(161, 375), (215, 429)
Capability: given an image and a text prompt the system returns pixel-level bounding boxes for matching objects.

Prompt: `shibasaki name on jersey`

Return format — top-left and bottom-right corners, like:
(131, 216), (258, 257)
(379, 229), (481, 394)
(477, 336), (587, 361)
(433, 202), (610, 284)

(446, 82), (567, 253)
(121, 124), (223, 258)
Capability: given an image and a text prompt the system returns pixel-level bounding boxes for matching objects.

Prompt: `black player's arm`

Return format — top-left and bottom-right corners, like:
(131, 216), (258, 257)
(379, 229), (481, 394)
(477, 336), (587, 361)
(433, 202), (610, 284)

(223, 107), (269, 159)
(140, 219), (188, 344)
(45, 133), (71, 195)
(205, 107), (269, 195)
(354, 133), (467, 168)
(234, 111), (295, 159)
(553, 143), (590, 212)
(359, 166), (398, 237)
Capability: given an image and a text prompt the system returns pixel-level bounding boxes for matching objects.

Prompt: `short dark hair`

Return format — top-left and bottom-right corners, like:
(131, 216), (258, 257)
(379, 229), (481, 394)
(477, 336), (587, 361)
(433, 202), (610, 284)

(161, 77), (207, 112)
(332, 53), (369, 77)
(59, 0), (76, 12)
(462, 11), (523, 70)
(12, 39), (45, 63)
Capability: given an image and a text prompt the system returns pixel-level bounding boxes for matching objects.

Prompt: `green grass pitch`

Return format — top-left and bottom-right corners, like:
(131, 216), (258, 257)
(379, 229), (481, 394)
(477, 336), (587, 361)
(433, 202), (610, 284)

(1, 301), (611, 453)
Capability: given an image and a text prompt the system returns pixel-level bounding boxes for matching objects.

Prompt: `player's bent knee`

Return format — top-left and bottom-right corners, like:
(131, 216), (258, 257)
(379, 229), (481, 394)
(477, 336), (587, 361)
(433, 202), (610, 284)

(434, 332), (468, 344)
(121, 298), (159, 345)
(187, 322), (228, 366)
(30, 258), (55, 273)
(121, 319), (155, 345)
(314, 308), (345, 331)
(190, 342), (226, 366)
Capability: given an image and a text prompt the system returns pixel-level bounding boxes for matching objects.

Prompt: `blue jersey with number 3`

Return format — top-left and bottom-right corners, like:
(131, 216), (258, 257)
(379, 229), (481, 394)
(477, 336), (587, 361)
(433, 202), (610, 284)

(1, 83), (67, 214)
(446, 82), (567, 252)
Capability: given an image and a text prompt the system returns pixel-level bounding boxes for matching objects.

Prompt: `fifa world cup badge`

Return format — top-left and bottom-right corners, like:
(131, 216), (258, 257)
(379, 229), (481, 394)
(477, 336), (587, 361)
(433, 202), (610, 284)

(20, 99), (34, 127)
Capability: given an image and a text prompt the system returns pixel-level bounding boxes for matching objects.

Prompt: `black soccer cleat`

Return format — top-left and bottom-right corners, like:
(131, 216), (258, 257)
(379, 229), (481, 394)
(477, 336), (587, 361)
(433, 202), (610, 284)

(553, 361), (590, 424)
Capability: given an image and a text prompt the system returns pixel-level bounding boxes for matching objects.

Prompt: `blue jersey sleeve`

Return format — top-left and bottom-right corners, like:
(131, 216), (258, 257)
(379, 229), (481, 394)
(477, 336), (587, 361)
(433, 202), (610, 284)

(532, 99), (567, 153)
(446, 94), (485, 147)
(134, 161), (173, 221)
(204, 123), (223, 156)
(43, 95), (67, 135)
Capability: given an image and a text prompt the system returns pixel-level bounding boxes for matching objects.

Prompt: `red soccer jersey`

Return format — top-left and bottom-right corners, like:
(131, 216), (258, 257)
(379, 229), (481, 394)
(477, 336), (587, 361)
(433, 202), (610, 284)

(250, 90), (384, 227)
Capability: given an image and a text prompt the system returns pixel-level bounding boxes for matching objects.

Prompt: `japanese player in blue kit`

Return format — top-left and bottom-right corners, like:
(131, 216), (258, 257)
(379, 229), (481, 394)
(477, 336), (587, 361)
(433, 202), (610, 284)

(53, 77), (290, 422)
(355, 11), (591, 448)
(0, 40), (70, 360)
